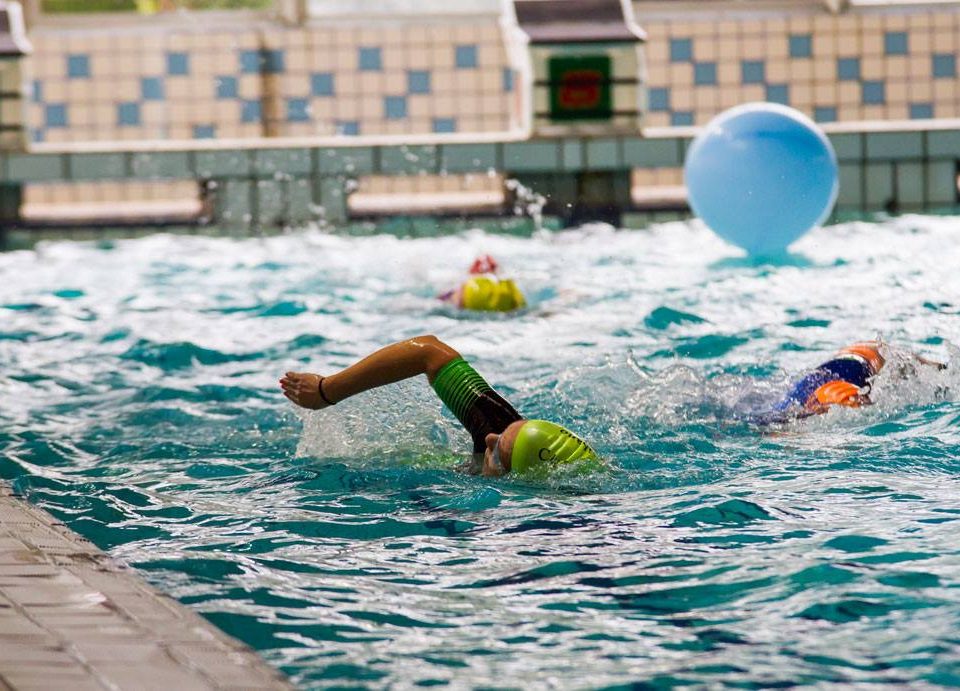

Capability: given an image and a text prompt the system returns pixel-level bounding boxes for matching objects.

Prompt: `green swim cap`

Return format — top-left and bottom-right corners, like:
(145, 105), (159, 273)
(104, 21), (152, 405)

(509, 419), (599, 474)
(461, 276), (526, 312)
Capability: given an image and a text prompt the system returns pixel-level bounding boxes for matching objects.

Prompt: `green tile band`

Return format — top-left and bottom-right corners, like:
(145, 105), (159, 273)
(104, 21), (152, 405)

(431, 357), (492, 424)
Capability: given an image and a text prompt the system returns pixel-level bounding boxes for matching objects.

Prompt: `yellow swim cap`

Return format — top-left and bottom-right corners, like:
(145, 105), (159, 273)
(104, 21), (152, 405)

(509, 419), (600, 474)
(460, 276), (526, 312)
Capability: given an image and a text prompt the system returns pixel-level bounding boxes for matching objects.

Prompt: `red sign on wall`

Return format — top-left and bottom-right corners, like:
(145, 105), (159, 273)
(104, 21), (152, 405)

(549, 55), (612, 121)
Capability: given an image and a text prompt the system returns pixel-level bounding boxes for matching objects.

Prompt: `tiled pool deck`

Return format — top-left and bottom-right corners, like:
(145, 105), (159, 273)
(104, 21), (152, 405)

(0, 483), (292, 690)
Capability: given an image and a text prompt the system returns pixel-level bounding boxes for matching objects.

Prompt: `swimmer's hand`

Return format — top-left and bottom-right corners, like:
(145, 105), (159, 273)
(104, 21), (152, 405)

(813, 380), (867, 409)
(280, 371), (330, 410)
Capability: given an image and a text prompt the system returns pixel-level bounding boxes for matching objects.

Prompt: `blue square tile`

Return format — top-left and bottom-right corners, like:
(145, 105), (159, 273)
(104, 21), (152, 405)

(670, 111), (694, 126)
(694, 62), (717, 86)
(503, 67), (513, 92)
(741, 60), (765, 84)
(384, 95), (407, 120)
(336, 120), (359, 136)
(67, 54), (90, 79)
(263, 49), (284, 74)
(884, 31), (908, 56)
(933, 53), (956, 78)
(789, 34), (812, 58)
(167, 52), (189, 76)
(311, 72), (334, 96)
(32, 80), (42, 103)
(287, 98), (310, 122)
(359, 47), (382, 71)
(648, 87), (670, 112)
(455, 44), (477, 68)
(117, 102), (140, 127)
(240, 50), (260, 74)
(670, 37), (692, 63)
(766, 84), (789, 105)
(433, 117), (456, 133)
(45, 103), (67, 128)
(910, 103), (933, 119)
(141, 77), (164, 101)
(241, 99), (261, 123)
(837, 57), (860, 81)
(814, 106), (837, 123)
(407, 70), (430, 94)
(862, 80), (885, 105)
(193, 124), (216, 139)
(216, 76), (238, 99)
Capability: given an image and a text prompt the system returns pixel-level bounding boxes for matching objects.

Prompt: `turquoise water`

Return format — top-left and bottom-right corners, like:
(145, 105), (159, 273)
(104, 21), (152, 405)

(3, 218), (960, 688)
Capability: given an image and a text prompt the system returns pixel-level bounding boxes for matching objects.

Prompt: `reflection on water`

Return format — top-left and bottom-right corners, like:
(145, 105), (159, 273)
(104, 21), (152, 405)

(3, 217), (960, 687)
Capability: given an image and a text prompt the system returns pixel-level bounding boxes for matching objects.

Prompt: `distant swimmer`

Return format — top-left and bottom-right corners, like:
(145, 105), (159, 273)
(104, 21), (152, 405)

(751, 340), (947, 425)
(437, 255), (527, 313)
(280, 335), (600, 477)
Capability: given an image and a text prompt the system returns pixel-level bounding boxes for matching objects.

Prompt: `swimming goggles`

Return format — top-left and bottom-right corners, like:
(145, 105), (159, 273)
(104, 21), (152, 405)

(489, 435), (505, 475)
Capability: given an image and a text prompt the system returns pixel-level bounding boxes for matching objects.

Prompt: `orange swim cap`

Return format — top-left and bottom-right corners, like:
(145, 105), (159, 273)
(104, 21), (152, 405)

(837, 342), (884, 374)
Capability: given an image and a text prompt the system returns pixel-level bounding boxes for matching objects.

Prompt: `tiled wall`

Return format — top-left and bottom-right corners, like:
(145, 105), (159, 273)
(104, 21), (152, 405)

(17, 1), (960, 224)
(26, 21), (515, 144)
(0, 60), (27, 150)
(639, 10), (960, 127)
(23, 7), (960, 146)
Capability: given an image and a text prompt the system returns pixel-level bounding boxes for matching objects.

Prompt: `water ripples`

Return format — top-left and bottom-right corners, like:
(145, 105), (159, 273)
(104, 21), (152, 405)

(3, 219), (960, 687)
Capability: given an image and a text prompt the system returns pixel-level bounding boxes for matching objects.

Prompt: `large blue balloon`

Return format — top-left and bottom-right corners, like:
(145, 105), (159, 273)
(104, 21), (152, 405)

(684, 102), (838, 256)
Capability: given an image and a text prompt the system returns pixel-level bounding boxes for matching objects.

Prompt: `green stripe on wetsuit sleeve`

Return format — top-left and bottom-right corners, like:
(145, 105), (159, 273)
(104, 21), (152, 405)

(431, 357), (492, 424)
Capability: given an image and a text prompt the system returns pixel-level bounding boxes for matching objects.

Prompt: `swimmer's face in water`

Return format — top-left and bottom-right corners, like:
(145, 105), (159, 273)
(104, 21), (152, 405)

(482, 420), (526, 477)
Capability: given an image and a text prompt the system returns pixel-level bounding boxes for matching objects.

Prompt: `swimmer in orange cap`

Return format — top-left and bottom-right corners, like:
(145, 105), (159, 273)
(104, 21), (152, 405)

(438, 255), (527, 313)
(280, 335), (599, 477)
(754, 340), (946, 424)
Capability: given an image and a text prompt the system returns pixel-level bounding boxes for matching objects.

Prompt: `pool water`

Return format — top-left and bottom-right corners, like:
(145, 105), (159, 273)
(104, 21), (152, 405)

(3, 217), (960, 688)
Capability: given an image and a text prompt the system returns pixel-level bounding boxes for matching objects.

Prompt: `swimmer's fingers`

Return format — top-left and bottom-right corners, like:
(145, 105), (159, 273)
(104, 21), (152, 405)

(280, 371), (325, 410)
(279, 377), (299, 398)
(281, 370), (304, 385)
(814, 380), (864, 408)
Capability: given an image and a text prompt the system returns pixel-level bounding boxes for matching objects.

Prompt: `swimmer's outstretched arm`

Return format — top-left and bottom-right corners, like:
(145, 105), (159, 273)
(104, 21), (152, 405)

(914, 354), (947, 371)
(280, 335), (460, 410)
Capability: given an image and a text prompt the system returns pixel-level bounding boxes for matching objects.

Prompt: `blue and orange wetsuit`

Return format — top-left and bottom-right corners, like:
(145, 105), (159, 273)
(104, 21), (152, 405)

(757, 342), (884, 423)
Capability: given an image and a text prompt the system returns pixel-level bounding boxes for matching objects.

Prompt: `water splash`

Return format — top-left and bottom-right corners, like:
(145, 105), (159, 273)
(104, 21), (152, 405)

(505, 178), (546, 233)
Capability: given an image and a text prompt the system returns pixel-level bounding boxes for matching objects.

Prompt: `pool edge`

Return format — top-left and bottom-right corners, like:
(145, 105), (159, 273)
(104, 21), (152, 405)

(0, 482), (293, 690)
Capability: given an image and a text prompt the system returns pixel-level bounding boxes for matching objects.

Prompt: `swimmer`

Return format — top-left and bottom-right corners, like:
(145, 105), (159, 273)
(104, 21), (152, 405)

(752, 340), (946, 425)
(438, 254), (526, 312)
(279, 335), (598, 477)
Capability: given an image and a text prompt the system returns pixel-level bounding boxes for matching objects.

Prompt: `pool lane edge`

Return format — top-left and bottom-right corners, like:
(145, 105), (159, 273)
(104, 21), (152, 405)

(0, 482), (293, 690)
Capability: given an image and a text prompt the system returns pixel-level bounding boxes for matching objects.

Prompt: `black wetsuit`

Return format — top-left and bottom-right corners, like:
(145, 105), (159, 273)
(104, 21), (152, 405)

(430, 357), (522, 453)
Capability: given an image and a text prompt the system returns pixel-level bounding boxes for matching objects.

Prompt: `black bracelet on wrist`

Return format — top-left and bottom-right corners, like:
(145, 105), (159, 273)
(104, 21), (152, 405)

(318, 377), (335, 406)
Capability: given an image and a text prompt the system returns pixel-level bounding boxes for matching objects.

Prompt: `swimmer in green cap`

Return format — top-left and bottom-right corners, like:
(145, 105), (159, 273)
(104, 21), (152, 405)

(279, 335), (599, 477)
